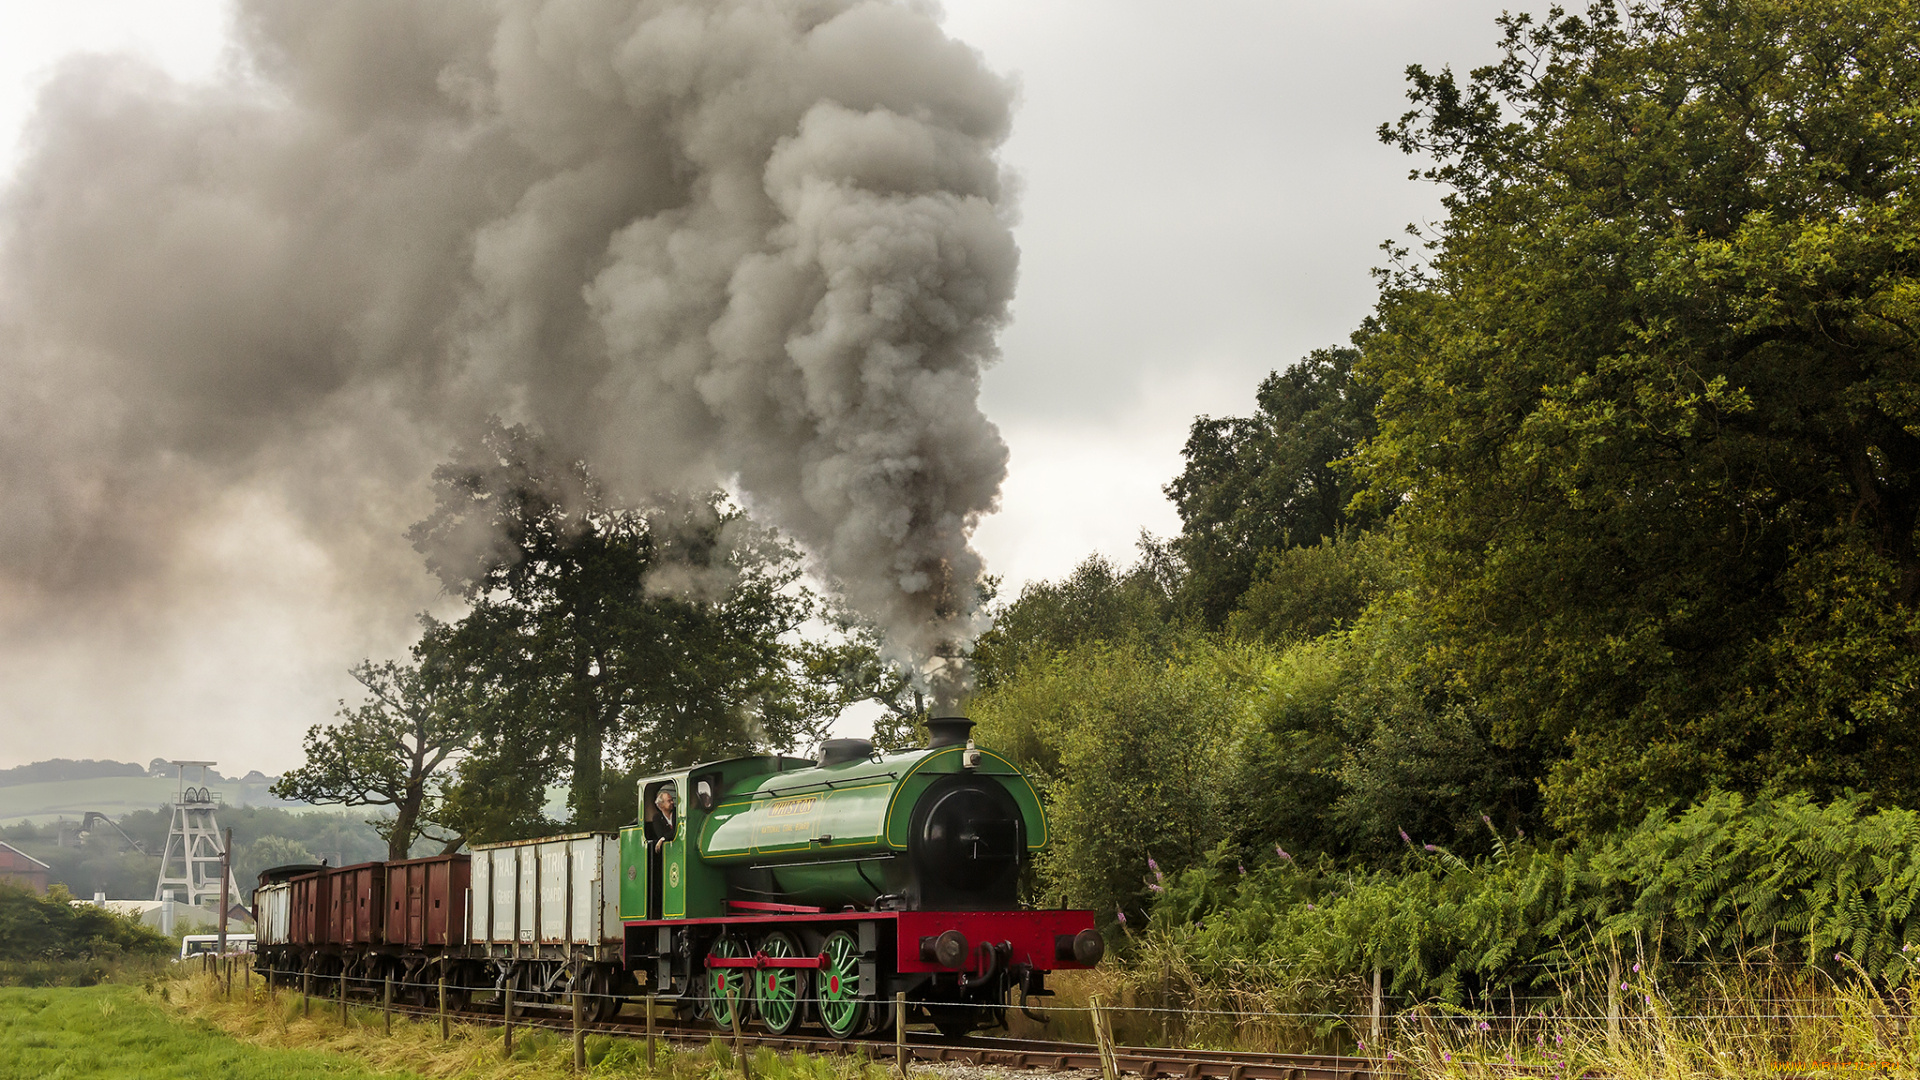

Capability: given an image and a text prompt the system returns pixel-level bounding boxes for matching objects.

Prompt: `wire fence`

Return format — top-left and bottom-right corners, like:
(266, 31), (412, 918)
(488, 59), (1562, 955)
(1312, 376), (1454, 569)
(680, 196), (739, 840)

(194, 954), (1920, 1031)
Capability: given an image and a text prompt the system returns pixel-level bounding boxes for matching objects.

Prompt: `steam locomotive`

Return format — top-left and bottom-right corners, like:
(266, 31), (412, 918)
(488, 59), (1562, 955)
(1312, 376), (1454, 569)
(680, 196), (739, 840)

(253, 717), (1104, 1037)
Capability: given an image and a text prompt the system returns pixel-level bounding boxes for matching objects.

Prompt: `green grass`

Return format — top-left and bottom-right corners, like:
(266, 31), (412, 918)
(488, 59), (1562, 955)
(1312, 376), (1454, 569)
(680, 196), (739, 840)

(0, 984), (427, 1080)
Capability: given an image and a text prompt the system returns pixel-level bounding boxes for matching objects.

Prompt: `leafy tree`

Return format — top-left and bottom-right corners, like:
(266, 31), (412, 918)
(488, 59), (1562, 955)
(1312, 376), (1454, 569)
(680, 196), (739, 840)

(240, 836), (315, 873)
(272, 621), (473, 860)
(1226, 529), (1402, 644)
(1357, 0), (1920, 834)
(1167, 348), (1385, 626)
(1327, 602), (1542, 852)
(971, 637), (1255, 931)
(411, 420), (872, 833)
(970, 542), (1181, 691)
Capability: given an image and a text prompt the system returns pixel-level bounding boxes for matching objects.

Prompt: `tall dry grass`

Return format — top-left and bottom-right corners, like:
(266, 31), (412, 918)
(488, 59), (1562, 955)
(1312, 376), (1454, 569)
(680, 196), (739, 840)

(160, 968), (906, 1080)
(1092, 939), (1920, 1076)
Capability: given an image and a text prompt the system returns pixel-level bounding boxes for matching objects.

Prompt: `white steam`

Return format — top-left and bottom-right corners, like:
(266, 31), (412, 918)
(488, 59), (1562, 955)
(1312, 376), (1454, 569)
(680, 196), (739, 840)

(0, 0), (1017, 711)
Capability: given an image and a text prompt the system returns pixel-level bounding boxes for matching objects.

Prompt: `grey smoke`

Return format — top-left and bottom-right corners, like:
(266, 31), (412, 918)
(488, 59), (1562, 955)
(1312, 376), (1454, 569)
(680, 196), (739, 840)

(0, 0), (1016, 700)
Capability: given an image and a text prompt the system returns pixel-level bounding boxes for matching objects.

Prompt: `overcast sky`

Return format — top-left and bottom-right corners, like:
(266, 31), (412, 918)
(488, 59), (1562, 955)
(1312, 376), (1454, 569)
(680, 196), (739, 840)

(0, 1), (1534, 772)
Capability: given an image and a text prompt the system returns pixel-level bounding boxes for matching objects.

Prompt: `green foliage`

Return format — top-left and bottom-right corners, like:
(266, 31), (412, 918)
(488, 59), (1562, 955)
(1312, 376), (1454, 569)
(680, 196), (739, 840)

(0, 886), (169, 964)
(1226, 529), (1401, 644)
(1141, 792), (1920, 1015)
(970, 546), (1181, 691)
(972, 637), (1267, 928)
(1325, 601), (1542, 854)
(1355, 0), (1920, 836)
(240, 836), (315, 874)
(1167, 347), (1387, 626)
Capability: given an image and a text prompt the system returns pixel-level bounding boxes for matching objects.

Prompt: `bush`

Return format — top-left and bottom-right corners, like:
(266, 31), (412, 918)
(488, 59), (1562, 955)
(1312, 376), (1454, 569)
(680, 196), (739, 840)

(1133, 791), (1920, 1025)
(972, 638), (1260, 929)
(0, 884), (171, 965)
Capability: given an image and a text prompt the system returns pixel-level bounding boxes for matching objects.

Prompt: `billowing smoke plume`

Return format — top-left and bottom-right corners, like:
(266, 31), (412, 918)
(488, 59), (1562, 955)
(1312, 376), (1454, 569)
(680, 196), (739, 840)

(0, 0), (1016, 708)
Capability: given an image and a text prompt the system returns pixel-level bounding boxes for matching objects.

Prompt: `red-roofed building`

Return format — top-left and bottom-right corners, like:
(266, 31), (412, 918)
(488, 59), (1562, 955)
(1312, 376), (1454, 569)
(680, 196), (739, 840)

(0, 842), (51, 894)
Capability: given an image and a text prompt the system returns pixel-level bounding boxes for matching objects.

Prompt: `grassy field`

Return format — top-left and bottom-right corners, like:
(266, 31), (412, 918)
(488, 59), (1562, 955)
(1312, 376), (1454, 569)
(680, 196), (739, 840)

(0, 983), (427, 1080)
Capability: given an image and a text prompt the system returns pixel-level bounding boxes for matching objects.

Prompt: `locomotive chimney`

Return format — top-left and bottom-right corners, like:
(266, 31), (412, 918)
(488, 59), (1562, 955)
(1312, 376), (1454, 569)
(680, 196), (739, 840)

(926, 716), (975, 748)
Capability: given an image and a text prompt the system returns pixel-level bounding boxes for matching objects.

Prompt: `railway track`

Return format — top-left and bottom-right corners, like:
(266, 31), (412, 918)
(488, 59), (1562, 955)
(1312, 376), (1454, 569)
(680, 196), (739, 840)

(325, 987), (1377, 1080)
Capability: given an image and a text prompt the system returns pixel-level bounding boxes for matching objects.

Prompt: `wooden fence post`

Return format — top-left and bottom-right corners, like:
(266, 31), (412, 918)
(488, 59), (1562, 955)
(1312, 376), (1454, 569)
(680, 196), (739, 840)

(895, 992), (908, 1079)
(1370, 965), (1383, 1051)
(504, 984), (515, 1057)
(573, 982), (586, 1073)
(1607, 959), (1622, 1054)
(727, 980), (751, 1080)
(383, 975), (392, 1036)
(646, 994), (657, 1069)
(302, 971), (311, 1016)
(439, 977), (449, 1040)
(1090, 994), (1119, 1080)
(338, 973), (347, 1026)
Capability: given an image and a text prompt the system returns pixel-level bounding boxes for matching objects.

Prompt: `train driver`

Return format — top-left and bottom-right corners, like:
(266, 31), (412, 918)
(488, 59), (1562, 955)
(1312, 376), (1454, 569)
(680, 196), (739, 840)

(644, 782), (677, 918)
(646, 783), (678, 850)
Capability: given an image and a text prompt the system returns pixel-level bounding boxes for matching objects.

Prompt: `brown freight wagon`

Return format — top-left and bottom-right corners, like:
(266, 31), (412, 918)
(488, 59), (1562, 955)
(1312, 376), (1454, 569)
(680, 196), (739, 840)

(326, 862), (385, 945)
(382, 855), (469, 949)
(289, 869), (331, 946)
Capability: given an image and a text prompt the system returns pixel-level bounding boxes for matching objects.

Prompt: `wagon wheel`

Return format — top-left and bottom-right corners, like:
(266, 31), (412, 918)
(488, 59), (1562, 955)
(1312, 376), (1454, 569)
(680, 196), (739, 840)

(754, 931), (805, 1035)
(707, 937), (747, 1030)
(814, 929), (866, 1039)
(582, 964), (621, 1023)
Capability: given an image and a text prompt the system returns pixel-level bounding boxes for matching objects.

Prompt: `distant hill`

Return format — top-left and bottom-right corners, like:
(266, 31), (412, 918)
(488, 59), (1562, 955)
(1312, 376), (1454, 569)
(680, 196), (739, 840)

(0, 773), (311, 827)
(0, 759), (148, 787)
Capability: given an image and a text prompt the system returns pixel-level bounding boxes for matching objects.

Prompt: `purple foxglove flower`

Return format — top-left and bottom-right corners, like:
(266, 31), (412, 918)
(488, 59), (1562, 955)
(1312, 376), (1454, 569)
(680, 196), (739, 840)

(1632, 962), (1640, 973)
(1238, 863), (1247, 876)
(1149, 882), (1164, 892)
(1116, 909), (1127, 926)
(1424, 844), (1439, 853)
(1398, 828), (1412, 844)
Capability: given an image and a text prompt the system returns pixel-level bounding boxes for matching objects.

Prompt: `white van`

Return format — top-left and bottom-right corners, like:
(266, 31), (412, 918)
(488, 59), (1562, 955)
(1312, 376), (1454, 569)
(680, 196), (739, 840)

(178, 933), (255, 961)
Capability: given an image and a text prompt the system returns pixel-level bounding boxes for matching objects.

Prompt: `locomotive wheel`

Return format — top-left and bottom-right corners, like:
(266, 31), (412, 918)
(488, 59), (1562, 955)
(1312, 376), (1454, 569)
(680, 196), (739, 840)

(754, 932), (804, 1035)
(814, 929), (866, 1039)
(708, 937), (747, 1030)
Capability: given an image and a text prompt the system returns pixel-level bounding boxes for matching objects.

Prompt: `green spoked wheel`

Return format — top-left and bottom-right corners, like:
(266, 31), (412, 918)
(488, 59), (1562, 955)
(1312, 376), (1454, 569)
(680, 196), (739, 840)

(755, 931), (804, 1034)
(815, 929), (866, 1038)
(708, 937), (747, 1030)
